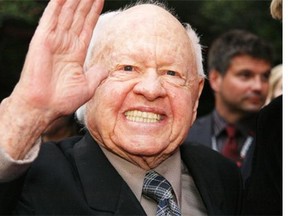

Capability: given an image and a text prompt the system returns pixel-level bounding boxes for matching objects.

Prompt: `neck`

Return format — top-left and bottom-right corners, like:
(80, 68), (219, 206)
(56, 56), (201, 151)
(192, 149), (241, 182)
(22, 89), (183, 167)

(128, 152), (175, 170)
(101, 142), (179, 170)
(215, 103), (244, 124)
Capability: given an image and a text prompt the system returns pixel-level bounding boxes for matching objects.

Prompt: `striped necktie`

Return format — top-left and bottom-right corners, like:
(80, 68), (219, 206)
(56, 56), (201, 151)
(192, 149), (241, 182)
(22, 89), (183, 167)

(142, 170), (181, 216)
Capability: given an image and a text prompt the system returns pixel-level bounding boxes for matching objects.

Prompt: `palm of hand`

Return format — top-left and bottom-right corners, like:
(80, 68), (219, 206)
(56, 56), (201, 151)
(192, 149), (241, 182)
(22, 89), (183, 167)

(14, 0), (104, 118)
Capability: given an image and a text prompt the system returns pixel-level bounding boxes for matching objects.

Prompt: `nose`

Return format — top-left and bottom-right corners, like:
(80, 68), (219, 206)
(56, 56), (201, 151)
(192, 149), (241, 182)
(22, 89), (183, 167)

(251, 76), (265, 92)
(133, 70), (166, 101)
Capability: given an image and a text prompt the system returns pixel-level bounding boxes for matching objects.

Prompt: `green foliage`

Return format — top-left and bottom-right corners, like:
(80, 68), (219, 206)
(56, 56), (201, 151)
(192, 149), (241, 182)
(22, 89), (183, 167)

(171, 0), (282, 65)
(0, 0), (45, 24)
(0, 0), (282, 64)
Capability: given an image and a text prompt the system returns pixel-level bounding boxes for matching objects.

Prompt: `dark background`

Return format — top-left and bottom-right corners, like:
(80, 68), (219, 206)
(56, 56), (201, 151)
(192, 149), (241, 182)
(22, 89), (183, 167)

(0, 0), (282, 117)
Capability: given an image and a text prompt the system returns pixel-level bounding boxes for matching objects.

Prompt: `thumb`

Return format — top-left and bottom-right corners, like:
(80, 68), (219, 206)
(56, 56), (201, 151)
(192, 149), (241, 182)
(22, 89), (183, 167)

(85, 64), (108, 97)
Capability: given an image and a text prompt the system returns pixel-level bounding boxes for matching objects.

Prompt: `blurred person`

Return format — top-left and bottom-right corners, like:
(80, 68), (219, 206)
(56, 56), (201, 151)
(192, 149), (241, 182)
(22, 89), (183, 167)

(185, 29), (273, 181)
(270, 0), (282, 20)
(243, 95), (282, 215)
(265, 64), (282, 105)
(243, 0), (282, 215)
(0, 0), (243, 215)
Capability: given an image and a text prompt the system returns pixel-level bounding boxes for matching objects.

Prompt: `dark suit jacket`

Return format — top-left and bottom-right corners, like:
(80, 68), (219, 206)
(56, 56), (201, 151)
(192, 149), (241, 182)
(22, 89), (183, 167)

(243, 96), (282, 215)
(185, 113), (213, 149)
(185, 113), (256, 181)
(0, 133), (242, 215)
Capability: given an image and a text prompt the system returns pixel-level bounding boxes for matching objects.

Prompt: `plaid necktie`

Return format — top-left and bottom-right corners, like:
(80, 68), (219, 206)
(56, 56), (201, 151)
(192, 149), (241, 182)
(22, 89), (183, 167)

(142, 170), (181, 216)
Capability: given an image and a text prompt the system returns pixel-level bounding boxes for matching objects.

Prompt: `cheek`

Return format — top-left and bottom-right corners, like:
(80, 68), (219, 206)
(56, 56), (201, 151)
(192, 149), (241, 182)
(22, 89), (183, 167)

(222, 79), (246, 95)
(169, 87), (196, 126)
(96, 80), (129, 116)
(87, 80), (130, 134)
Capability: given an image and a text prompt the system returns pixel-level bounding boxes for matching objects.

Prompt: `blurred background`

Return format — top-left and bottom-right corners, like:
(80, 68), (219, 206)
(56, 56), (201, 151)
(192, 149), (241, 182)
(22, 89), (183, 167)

(0, 0), (282, 117)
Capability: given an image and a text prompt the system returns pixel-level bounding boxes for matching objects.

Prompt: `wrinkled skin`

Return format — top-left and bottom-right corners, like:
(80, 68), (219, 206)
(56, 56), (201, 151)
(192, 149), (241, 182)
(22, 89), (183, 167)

(0, 0), (105, 159)
(86, 5), (204, 169)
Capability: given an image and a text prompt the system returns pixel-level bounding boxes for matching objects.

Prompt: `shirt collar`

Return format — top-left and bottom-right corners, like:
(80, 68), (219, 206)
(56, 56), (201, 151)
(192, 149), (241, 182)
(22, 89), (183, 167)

(212, 109), (256, 137)
(100, 146), (182, 206)
(212, 110), (227, 137)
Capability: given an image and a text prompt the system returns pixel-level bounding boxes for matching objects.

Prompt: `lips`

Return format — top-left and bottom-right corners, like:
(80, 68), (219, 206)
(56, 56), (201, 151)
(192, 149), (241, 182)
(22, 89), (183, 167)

(124, 110), (162, 123)
(248, 95), (263, 104)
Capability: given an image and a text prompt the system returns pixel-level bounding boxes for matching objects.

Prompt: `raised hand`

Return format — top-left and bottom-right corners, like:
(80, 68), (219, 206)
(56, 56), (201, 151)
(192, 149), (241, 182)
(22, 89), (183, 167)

(15, 0), (105, 116)
(0, 0), (105, 159)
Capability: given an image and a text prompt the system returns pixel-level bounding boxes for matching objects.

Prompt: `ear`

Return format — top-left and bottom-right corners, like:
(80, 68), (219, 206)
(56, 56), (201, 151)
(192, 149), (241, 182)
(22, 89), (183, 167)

(208, 69), (222, 93)
(190, 78), (205, 126)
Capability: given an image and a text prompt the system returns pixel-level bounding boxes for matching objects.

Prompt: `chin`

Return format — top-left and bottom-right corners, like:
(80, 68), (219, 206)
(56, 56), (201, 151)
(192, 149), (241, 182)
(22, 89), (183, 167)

(120, 142), (168, 156)
(244, 105), (262, 113)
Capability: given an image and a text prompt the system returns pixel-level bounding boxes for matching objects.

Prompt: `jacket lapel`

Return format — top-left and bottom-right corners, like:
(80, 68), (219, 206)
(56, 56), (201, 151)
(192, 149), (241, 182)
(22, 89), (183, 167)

(73, 133), (146, 215)
(180, 144), (226, 215)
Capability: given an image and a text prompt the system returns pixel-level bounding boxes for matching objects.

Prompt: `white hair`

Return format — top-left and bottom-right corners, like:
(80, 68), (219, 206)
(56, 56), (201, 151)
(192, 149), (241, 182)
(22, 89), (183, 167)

(76, 11), (121, 124)
(184, 23), (205, 78)
(76, 5), (205, 125)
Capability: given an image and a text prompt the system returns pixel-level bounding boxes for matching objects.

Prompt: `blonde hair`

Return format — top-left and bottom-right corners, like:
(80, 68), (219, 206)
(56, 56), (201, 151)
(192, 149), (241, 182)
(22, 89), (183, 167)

(265, 64), (282, 105)
(270, 0), (282, 20)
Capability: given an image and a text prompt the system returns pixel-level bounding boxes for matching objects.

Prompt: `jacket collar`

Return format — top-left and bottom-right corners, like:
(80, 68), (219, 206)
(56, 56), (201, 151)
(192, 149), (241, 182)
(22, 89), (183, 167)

(73, 133), (235, 215)
(180, 144), (226, 215)
(73, 133), (146, 215)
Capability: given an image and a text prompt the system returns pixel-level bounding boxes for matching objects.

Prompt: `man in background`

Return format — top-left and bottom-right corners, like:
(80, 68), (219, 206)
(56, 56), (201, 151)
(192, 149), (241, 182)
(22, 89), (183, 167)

(185, 29), (273, 180)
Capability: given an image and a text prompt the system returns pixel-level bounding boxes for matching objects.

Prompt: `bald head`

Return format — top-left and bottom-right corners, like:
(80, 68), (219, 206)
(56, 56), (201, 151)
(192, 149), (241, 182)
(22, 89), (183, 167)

(85, 3), (204, 78)
(111, 4), (183, 34)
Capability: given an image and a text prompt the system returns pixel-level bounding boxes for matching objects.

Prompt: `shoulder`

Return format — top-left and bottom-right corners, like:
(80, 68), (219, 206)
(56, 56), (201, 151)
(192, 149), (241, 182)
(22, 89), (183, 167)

(185, 113), (213, 144)
(188, 113), (213, 135)
(181, 143), (240, 176)
(27, 136), (84, 181)
(181, 143), (225, 162)
(38, 136), (83, 161)
(259, 95), (282, 122)
(192, 113), (213, 128)
(23, 136), (85, 195)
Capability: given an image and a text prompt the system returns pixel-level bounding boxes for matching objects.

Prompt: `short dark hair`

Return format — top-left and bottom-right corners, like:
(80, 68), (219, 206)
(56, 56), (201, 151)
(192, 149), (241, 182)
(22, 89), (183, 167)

(208, 29), (273, 75)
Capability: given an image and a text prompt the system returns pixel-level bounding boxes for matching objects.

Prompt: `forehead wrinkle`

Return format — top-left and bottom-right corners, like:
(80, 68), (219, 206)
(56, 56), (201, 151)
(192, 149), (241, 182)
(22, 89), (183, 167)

(110, 36), (190, 72)
(98, 4), (195, 73)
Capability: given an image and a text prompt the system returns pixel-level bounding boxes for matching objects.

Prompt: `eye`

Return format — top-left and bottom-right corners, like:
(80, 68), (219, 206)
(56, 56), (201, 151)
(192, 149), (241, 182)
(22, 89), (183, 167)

(166, 70), (177, 76)
(261, 72), (270, 82)
(162, 69), (186, 86)
(123, 65), (133, 71)
(237, 70), (253, 80)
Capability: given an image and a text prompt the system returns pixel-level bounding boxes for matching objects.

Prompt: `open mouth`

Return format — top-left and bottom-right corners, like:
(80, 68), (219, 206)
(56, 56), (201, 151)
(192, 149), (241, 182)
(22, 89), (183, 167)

(124, 110), (162, 123)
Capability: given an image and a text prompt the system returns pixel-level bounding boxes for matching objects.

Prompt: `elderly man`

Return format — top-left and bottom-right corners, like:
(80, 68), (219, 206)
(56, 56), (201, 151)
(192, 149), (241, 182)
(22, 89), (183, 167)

(0, 0), (242, 215)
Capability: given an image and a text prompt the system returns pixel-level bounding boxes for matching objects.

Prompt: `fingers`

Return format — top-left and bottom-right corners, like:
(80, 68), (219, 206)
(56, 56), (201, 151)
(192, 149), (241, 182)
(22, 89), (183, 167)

(39, 0), (104, 34)
(57, 0), (104, 35)
(57, 0), (80, 31)
(70, 0), (96, 35)
(79, 0), (104, 43)
(38, 0), (65, 31)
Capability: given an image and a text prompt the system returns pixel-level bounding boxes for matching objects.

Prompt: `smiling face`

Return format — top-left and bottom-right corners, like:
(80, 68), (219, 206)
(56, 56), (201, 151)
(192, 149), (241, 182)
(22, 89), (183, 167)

(85, 4), (204, 169)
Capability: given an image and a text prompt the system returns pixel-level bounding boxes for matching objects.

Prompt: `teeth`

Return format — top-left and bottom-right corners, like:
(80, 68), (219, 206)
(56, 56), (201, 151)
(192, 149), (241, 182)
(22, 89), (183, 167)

(124, 110), (161, 123)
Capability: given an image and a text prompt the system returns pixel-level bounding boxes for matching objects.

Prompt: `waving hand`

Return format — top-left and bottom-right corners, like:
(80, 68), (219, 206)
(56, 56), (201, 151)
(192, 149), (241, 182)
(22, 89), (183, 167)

(0, 0), (105, 159)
